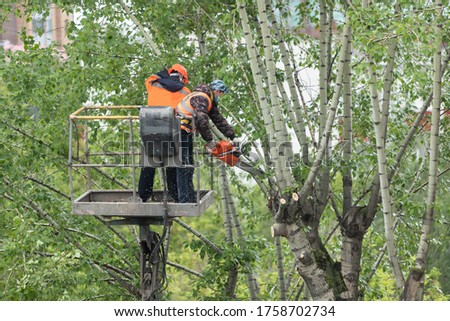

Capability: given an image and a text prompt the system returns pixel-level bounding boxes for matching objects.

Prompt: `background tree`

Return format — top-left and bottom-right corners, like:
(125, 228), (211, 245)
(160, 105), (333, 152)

(1, 0), (449, 301)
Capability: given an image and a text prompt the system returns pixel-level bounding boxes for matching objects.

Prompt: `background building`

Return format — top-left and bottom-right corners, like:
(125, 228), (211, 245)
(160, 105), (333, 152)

(1, 3), (71, 51)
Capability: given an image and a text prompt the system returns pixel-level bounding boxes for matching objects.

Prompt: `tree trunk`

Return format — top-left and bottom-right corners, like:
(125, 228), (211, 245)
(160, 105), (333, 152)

(368, 61), (405, 288)
(275, 236), (286, 300)
(360, 0), (403, 287)
(318, 0), (328, 137)
(257, 0), (294, 188)
(237, 0), (288, 188)
(339, 63), (361, 298)
(340, 207), (365, 300)
(273, 223), (334, 300)
(404, 0), (443, 300)
(315, 0), (332, 218)
(341, 3), (400, 298)
(342, 24), (353, 220)
(265, 0), (309, 164)
(220, 165), (260, 300)
(219, 166), (239, 298)
(298, 17), (351, 200)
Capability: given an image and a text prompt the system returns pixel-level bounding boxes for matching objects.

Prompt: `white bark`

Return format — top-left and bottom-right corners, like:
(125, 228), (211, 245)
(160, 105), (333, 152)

(237, 0), (287, 189)
(118, 0), (161, 56)
(220, 166), (234, 243)
(299, 17), (351, 199)
(367, 63), (404, 288)
(360, 0), (404, 288)
(316, 0), (333, 216)
(319, 0), (328, 137)
(265, 0), (309, 163)
(380, 4), (400, 144)
(256, 0), (294, 188)
(275, 236), (286, 300)
(284, 223), (335, 300)
(220, 165), (259, 300)
(405, 0), (443, 300)
(342, 32), (353, 217)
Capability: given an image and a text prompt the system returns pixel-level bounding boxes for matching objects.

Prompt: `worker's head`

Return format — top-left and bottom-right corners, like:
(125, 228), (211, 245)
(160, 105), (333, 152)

(210, 79), (228, 94)
(193, 83), (212, 98)
(168, 63), (189, 84)
(210, 79), (228, 103)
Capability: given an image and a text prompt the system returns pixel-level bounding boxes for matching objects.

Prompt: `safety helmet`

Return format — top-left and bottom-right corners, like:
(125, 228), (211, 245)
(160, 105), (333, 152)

(168, 63), (189, 84)
(210, 79), (228, 93)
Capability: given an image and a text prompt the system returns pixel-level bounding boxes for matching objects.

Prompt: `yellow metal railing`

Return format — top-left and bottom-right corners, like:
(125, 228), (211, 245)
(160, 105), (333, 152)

(69, 105), (140, 120)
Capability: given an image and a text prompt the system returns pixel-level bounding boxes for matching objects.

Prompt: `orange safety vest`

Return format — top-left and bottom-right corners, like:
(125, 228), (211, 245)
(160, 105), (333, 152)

(145, 75), (191, 109)
(176, 92), (213, 132)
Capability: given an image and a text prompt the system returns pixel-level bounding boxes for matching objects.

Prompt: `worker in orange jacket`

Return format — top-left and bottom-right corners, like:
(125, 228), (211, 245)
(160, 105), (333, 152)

(175, 80), (237, 203)
(138, 64), (191, 203)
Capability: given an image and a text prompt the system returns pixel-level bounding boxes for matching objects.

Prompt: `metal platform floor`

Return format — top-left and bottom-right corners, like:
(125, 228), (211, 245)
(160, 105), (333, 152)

(72, 190), (214, 217)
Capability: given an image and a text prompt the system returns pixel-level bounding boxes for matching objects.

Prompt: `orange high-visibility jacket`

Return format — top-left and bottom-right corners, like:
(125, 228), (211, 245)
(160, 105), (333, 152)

(176, 92), (212, 117)
(176, 92), (212, 132)
(145, 75), (191, 108)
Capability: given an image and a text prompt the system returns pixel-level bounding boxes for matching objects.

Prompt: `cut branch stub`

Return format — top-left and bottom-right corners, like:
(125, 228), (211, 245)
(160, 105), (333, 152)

(274, 193), (300, 223)
(271, 223), (288, 237)
(287, 194), (299, 215)
(299, 251), (313, 266)
(274, 197), (287, 222)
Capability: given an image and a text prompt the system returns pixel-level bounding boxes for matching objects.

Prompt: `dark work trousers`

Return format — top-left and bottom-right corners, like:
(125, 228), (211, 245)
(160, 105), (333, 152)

(177, 130), (196, 203)
(138, 167), (178, 202)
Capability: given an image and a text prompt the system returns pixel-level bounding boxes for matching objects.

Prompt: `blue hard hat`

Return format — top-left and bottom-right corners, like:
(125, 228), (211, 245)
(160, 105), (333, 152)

(210, 79), (228, 93)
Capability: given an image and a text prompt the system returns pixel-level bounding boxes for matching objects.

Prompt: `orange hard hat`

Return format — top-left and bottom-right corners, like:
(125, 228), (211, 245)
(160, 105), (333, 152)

(168, 63), (189, 84)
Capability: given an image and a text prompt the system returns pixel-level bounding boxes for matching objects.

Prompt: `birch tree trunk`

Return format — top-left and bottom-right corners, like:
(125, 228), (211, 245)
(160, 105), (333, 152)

(237, 0), (288, 189)
(342, 34), (353, 221)
(344, 48), (450, 299)
(380, 3), (400, 145)
(257, 0), (294, 188)
(319, 0), (328, 137)
(403, 0), (443, 300)
(341, 2), (401, 298)
(265, 0), (309, 164)
(315, 0), (332, 217)
(368, 62), (405, 288)
(220, 166), (259, 300)
(358, 0), (404, 289)
(272, 13), (352, 301)
(196, 8), (207, 56)
(339, 28), (360, 300)
(275, 236), (286, 300)
(219, 166), (239, 298)
(272, 223), (335, 300)
(298, 18), (351, 200)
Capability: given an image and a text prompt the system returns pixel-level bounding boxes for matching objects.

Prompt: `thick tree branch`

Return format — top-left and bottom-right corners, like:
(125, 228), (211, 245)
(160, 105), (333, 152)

(118, 0), (161, 56)
(299, 17), (351, 200)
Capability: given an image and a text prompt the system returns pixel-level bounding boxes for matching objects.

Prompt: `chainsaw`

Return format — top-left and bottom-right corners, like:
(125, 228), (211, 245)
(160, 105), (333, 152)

(206, 140), (264, 177)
